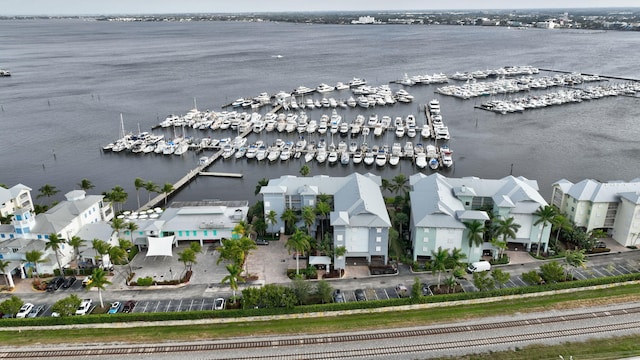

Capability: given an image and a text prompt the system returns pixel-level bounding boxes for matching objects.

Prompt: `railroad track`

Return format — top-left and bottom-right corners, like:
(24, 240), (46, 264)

(3, 306), (640, 359)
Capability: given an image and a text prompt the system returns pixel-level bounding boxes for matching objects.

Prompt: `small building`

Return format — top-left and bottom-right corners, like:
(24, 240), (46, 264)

(552, 178), (640, 247)
(0, 184), (33, 218)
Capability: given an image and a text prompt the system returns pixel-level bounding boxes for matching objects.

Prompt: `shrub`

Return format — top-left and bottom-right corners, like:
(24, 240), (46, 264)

(522, 270), (543, 285)
(135, 276), (154, 286)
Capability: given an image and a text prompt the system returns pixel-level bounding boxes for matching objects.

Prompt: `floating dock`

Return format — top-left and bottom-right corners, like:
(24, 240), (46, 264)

(198, 172), (243, 178)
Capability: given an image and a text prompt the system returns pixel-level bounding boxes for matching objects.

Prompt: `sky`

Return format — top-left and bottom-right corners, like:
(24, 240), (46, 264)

(3, 0), (639, 16)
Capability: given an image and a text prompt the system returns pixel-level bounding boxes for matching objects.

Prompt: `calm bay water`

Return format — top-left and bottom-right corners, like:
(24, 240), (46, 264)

(1, 19), (639, 206)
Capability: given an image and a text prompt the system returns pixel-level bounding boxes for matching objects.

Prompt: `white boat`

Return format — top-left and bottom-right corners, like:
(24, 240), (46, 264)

(306, 120), (318, 134)
(317, 83), (335, 93)
(435, 126), (450, 140)
(367, 114), (378, 127)
(316, 147), (327, 164)
(421, 126), (431, 139)
(389, 153), (400, 166)
(335, 81), (350, 90)
(327, 147), (339, 165)
(375, 149), (387, 167)
(441, 145), (453, 168)
(340, 151), (350, 165)
(363, 150), (375, 166)
(235, 146), (247, 159)
(304, 143), (316, 163)
(267, 147), (280, 162)
(349, 77), (367, 87)
(154, 140), (166, 154)
(406, 126), (416, 138)
(173, 141), (189, 156)
(317, 121), (328, 135)
(256, 145), (267, 161)
(352, 150), (363, 164)
(245, 145), (258, 159)
(404, 142), (414, 158)
(373, 123), (384, 137)
(357, 95), (370, 108)
(346, 96), (357, 107)
(415, 153), (428, 169)
(339, 122), (350, 136)
(429, 157), (440, 170)
(395, 126), (405, 138)
(348, 141), (358, 153)
(280, 142), (293, 161)
(294, 86), (315, 95)
(222, 144), (235, 159)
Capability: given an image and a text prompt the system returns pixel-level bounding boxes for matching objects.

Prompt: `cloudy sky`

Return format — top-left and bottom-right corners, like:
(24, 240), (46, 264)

(4, 0), (638, 16)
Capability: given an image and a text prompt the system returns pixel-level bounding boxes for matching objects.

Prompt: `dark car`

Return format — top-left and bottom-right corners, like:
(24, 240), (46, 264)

(254, 238), (269, 246)
(122, 300), (137, 313)
(62, 276), (77, 288)
(354, 289), (366, 301)
(46, 277), (65, 292)
(421, 283), (433, 296)
(333, 289), (345, 303)
(595, 241), (607, 249)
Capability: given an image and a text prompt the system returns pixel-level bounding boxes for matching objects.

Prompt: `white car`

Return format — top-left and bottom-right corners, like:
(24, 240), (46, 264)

(16, 303), (34, 318)
(214, 298), (225, 310)
(75, 299), (93, 316)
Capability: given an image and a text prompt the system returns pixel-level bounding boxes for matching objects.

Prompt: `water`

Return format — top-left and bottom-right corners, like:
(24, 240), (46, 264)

(1, 20), (639, 206)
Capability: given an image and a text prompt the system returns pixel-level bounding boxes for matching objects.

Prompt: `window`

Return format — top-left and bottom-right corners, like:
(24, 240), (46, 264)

(16, 228), (22, 234)
(203, 230), (208, 236)
(213, 230), (217, 236)
(337, 234), (343, 241)
(125, 231), (130, 235)
(308, 199), (315, 206)
(376, 228), (382, 233)
(178, 231), (183, 236)
(12, 248), (19, 253)
(375, 246), (381, 252)
(422, 246), (429, 252)
(0, 234), (4, 239)
(424, 228), (429, 233)
(376, 237), (381, 243)
(15, 214), (22, 221)
(192, 231), (197, 236)
(423, 237), (429, 243)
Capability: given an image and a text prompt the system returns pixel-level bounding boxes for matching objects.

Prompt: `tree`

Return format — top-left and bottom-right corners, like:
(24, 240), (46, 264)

(45, 233), (66, 277)
(301, 206), (316, 236)
(87, 267), (111, 308)
(280, 208), (298, 235)
(0, 296), (24, 317)
(0, 259), (12, 288)
(108, 185), (128, 213)
(253, 218), (267, 237)
(391, 173), (410, 195)
(117, 238), (134, 277)
(315, 280), (333, 304)
(92, 239), (111, 270)
(216, 238), (244, 266)
(291, 277), (312, 305)
(431, 246), (449, 290)
(236, 236), (257, 275)
(472, 271), (494, 291)
(77, 178), (95, 191)
(299, 164), (310, 177)
(393, 212), (409, 240)
(539, 260), (565, 284)
(315, 201), (330, 238)
(286, 229), (311, 275)
(255, 178), (269, 196)
(533, 205), (556, 257)
(222, 263), (244, 300)
(551, 214), (573, 248)
(178, 248), (197, 274)
(266, 210), (278, 235)
(37, 184), (59, 202)
(125, 221), (139, 244)
(381, 178), (393, 196)
(134, 177), (146, 209)
(68, 236), (85, 275)
(491, 268), (511, 288)
(564, 249), (587, 280)
(495, 217), (521, 257)
(464, 220), (485, 248)
(144, 181), (159, 203)
(111, 217), (126, 239)
(51, 294), (82, 317)
(490, 238), (508, 260)
(411, 277), (422, 301)
(522, 270), (543, 285)
(25, 250), (45, 278)
(108, 246), (126, 277)
(446, 247), (467, 270)
(388, 227), (402, 263)
(161, 182), (174, 207)
(443, 276), (457, 294)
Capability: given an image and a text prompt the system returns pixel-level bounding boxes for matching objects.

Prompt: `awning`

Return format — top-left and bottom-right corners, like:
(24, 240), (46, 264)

(145, 236), (176, 257)
(309, 256), (331, 266)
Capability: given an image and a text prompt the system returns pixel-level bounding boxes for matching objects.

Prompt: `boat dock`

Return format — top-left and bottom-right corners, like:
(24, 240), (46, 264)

(538, 68), (640, 82)
(198, 172), (243, 178)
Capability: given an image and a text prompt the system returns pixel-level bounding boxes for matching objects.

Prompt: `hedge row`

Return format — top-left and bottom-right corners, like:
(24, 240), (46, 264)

(2, 272), (640, 328)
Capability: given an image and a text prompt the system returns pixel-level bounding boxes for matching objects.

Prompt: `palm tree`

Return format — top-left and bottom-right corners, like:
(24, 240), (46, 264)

(0, 259), (12, 288)
(117, 238), (134, 276)
(286, 229), (311, 275)
(45, 233), (66, 277)
(144, 181), (159, 203)
(315, 201), (331, 238)
(178, 248), (197, 273)
(255, 178), (269, 196)
(533, 205), (556, 257)
(464, 220), (485, 249)
(551, 214), (573, 247)
(125, 221), (138, 244)
(68, 236), (85, 275)
(216, 238), (244, 266)
(24, 250), (45, 278)
(91, 239), (111, 270)
(495, 217), (521, 258)
(111, 217), (126, 238)
(301, 206), (316, 236)
(87, 267), (111, 308)
(37, 184), (59, 203)
(381, 178), (393, 196)
(109, 186), (128, 212)
(393, 212), (409, 240)
(134, 177), (146, 209)
(448, 247), (467, 269)
(431, 246), (449, 290)
(391, 173), (410, 195)
(221, 263), (244, 300)
(77, 178), (95, 191)
(299, 164), (310, 177)
(161, 182), (174, 207)
(564, 249), (587, 280)
(280, 208), (298, 235)
(266, 210), (278, 235)
(237, 236), (257, 275)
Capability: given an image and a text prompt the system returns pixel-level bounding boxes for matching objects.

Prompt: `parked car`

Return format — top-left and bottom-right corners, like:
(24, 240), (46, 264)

(421, 283), (433, 296)
(26, 305), (45, 318)
(467, 261), (491, 273)
(46, 276), (65, 292)
(15, 303), (34, 318)
(62, 276), (77, 288)
(75, 299), (93, 316)
(108, 302), (122, 314)
(82, 275), (93, 287)
(395, 284), (408, 297)
(333, 289), (345, 303)
(354, 289), (366, 301)
(595, 241), (607, 249)
(254, 238), (269, 245)
(214, 298), (225, 310)
(122, 300), (136, 313)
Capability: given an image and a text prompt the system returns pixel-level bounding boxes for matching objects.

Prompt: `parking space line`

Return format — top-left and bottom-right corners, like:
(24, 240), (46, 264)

(611, 266), (626, 276)
(153, 301), (161, 313)
(201, 299), (206, 311)
(141, 301), (148, 313)
(166, 300), (172, 312)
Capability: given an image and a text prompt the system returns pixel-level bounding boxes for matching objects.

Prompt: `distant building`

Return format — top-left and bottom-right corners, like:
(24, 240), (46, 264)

(535, 20), (557, 29)
(552, 178), (640, 247)
(351, 16), (381, 24)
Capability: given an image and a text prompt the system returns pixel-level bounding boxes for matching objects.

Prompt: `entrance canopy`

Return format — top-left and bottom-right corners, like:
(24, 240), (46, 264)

(309, 256), (331, 266)
(146, 236), (176, 257)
